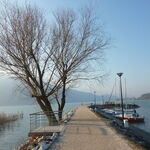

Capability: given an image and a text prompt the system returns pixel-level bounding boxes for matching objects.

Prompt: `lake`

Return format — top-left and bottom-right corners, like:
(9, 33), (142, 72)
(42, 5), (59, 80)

(0, 102), (83, 150)
(0, 100), (149, 150)
(129, 100), (150, 132)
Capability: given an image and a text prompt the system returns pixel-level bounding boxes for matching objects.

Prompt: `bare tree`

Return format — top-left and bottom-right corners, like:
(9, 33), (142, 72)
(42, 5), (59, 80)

(0, 4), (62, 124)
(0, 3), (109, 122)
(51, 8), (109, 120)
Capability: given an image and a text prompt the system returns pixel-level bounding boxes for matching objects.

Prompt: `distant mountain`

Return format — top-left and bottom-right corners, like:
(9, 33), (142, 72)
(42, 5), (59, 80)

(66, 90), (115, 103)
(0, 87), (114, 106)
(137, 93), (150, 100)
(0, 78), (116, 106)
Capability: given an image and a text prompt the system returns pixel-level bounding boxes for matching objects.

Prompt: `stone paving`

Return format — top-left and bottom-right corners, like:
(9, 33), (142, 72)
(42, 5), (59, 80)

(51, 106), (136, 150)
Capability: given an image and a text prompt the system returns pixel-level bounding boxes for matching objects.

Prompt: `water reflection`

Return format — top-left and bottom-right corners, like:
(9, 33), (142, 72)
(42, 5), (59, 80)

(0, 105), (39, 150)
(0, 103), (81, 150)
(0, 120), (23, 150)
(0, 119), (22, 134)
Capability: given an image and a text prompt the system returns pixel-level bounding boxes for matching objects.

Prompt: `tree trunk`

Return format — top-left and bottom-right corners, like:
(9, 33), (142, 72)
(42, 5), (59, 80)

(59, 77), (66, 120)
(58, 107), (63, 121)
(36, 98), (58, 126)
(45, 110), (58, 126)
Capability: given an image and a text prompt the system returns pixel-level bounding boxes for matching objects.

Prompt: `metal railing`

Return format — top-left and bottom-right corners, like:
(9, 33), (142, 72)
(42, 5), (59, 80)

(29, 111), (63, 132)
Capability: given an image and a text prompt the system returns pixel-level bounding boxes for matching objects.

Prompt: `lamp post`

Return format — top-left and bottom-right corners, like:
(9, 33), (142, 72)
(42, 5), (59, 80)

(117, 73), (124, 119)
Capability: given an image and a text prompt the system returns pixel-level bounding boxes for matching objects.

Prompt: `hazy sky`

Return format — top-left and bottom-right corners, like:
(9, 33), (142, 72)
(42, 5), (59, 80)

(1, 0), (150, 97)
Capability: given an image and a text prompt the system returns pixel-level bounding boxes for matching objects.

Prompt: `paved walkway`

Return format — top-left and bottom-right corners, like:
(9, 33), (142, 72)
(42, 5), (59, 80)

(51, 106), (135, 150)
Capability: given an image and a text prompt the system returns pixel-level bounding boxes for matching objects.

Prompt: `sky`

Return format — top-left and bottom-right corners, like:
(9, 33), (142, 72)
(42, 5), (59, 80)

(0, 0), (150, 97)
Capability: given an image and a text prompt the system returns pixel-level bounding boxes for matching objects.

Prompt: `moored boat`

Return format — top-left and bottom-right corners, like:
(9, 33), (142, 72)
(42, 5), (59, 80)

(115, 111), (144, 123)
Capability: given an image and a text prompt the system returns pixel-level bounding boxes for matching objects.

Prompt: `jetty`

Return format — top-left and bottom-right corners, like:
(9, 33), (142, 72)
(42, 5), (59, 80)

(51, 106), (138, 150)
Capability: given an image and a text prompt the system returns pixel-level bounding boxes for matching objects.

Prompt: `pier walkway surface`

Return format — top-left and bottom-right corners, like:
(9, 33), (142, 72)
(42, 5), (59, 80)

(51, 106), (140, 150)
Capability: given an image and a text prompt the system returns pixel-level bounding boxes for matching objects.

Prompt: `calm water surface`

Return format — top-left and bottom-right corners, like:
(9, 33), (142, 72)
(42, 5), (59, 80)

(129, 100), (150, 132)
(0, 100), (150, 150)
(0, 102), (82, 150)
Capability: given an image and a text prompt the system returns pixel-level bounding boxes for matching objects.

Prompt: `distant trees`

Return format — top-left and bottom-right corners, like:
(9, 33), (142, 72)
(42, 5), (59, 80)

(0, 3), (109, 123)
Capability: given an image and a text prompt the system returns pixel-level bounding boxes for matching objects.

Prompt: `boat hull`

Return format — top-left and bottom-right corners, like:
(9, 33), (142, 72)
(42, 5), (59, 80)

(116, 117), (144, 123)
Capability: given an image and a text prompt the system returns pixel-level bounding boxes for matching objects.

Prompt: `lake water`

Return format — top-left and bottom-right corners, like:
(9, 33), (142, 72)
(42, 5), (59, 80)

(128, 100), (150, 132)
(0, 100), (150, 150)
(0, 102), (83, 150)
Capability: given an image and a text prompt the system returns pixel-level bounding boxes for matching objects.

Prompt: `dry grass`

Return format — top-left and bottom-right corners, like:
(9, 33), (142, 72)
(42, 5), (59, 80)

(0, 113), (19, 124)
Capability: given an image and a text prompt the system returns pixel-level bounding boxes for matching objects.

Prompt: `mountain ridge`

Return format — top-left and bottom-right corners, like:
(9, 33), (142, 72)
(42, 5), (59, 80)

(137, 93), (150, 100)
(0, 78), (116, 106)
